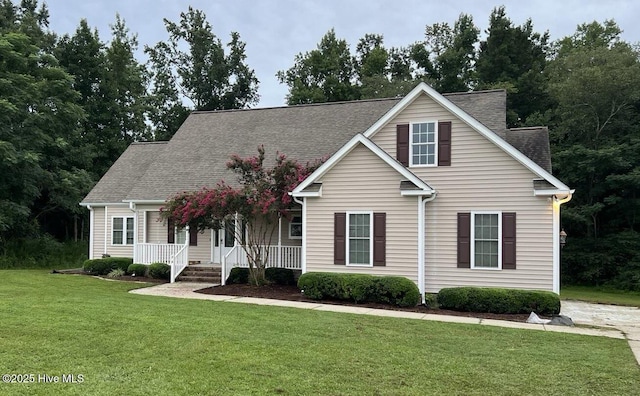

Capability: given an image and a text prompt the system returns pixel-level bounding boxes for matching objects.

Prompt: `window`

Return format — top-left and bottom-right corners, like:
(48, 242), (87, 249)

(175, 228), (187, 245)
(112, 217), (134, 245)
(411, 122), (437, 166)
(347, 212), (372, 266)
(472, 213), (501, 269)
(224, 219), (235, 248)
(289, 215), (302, 239)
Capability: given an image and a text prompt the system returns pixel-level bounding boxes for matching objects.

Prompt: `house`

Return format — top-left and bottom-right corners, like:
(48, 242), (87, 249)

(80, 83), (572, 298)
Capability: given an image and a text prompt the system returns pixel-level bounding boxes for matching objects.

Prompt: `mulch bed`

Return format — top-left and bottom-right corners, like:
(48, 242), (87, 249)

(196, 283), (535, 323)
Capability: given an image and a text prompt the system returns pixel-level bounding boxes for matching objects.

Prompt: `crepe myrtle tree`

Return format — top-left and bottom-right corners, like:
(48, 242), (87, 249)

(161, 146), (324, 285)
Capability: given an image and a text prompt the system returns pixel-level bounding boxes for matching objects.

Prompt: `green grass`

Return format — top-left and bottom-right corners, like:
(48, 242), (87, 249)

(561, 285), (640, 307)
(0, 238), (87, 269)
(1, 271), (638, 396)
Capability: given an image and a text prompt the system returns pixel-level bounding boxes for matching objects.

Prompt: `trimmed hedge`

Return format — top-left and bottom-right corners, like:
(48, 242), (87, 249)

(437, 287), (561, 315)
(226, 267), (249, 284)
(127, 263), (148, 277)
(265, 268), (295, 286)
(148, 262), (170, 280)
(297, 272), (420, 307)
(83, 257), (133, 275)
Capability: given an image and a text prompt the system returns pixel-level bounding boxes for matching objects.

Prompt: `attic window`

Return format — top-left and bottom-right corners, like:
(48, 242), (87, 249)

(410, 122), (437, 166)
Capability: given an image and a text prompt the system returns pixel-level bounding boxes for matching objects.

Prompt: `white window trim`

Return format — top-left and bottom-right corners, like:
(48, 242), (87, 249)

(409, 120), (438, 168)
(111, 216), (134, 246)
(471, 211), (502, 270)
(346, 211), (374, 267)
(288, 212), (302, 240)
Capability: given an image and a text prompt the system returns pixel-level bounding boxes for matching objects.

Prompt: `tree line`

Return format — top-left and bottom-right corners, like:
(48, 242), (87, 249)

(1, 1), (638, 289)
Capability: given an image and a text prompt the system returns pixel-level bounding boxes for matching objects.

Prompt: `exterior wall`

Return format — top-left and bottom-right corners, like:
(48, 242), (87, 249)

(91, 207), (105, 259)
(137, 205), (211, 263)
(306, 144), (419, 283)
(370, 93), (554, 292)
(104, 205), (135, 258)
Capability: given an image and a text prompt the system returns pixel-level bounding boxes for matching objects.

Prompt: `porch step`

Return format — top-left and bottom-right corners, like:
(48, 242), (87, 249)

(176, 265), (221, 283)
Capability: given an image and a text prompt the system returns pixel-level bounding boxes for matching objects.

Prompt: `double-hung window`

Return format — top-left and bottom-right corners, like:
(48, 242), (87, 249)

(347, 212), (372, 266)
(471, 212), (501, 269)
(411, 121), (437, 166)
(112, 217), (134, 245)
(289, 215), (302, 239)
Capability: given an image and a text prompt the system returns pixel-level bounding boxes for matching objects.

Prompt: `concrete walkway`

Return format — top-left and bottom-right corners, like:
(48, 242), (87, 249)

(130, 282), (639, 365)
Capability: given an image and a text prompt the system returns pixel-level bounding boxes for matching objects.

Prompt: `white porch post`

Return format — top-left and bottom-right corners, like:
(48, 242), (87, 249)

(104, 206), (108, 255)
(277, 214), (282, 267)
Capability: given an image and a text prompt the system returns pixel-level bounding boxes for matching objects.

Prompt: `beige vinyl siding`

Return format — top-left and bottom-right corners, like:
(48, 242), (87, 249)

(145, 210), (166, 243)
(106, 206), (135, 258)
(306, 144), (419, 283)
(91, 207), (105, 259)
(371, 92), (554, 292)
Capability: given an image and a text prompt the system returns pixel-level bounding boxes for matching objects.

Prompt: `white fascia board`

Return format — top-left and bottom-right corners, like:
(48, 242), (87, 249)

(293, 134), (434, 195)
(400, 190), (434, 197)
(291, 190), (322, 198)
(122, 199), (167, 204)
(363, 82), (571, 191)
(79, 202), (128, 207)
(534, 189), (572, 197)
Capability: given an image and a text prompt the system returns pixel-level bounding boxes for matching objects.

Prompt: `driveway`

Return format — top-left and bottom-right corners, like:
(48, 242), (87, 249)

(561, 300), (640, 364)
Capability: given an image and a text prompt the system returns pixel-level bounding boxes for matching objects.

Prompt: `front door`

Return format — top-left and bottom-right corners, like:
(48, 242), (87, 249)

(211, 220), (237, 263)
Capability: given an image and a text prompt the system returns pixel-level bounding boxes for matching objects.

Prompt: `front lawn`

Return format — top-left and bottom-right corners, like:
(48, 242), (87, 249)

(1, 271), (638, 395)
(561, 285), (640, 307)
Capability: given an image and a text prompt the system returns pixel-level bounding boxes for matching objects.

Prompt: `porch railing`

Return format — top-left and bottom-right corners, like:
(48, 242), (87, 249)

(134, 243), (189, 283)
(222, 245), (301, 286)
(135, 243), (184, 265)
(170, 244), (189, 283)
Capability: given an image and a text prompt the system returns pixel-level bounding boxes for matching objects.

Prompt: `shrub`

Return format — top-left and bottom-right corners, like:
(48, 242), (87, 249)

(107, 268), (125, 278)
(265, 268), (295, 286)
(297, 272), (420, 307)
(83, 257), (133, 275)
(372, 276), (421, 307)
(423, 293), (438, 309)
(226, 267), (249, 284)
(127, 263), (148, 277)
(437, 287), (561, 315)
(148, 262), (170, 280)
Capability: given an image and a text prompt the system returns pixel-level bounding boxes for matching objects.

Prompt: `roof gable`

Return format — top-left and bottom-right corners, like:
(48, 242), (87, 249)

(363, 83), (569, 192)
(292, 134), (434, 197)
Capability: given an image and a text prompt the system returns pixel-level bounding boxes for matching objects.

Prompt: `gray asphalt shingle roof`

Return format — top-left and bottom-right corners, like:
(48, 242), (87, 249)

(81, 89), (552, 204)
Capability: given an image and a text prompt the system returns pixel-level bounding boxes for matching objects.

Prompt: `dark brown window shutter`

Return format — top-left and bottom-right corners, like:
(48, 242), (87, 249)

(167, 218), (175, 244)
(396, 124), (409, 166)
(438, 121), (452, 166)
(502, 212), (516, 269)
(334, 213), (346, 265)
(457, 213), (471, 268)
(189, 222), (198, 246)
(373, 213), (386, 266)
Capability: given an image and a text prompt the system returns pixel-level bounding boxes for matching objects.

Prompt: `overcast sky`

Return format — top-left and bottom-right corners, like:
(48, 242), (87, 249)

(44, 0), (640, 108)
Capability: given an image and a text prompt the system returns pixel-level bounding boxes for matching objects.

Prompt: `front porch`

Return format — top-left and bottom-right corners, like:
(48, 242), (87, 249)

(133, 242), (302, 283)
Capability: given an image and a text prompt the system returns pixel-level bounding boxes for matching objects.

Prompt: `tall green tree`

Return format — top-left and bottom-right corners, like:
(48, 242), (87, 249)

(548, 21), (640, 288)
(412, 13), (479, 92)
(475, 6), (550, 126)
(145, 6), (259, 139)
(277, 29), (360, 104)
(0, 6), (87, 241)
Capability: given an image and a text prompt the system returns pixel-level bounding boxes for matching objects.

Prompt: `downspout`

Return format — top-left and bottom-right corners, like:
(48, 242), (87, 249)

(418, 192), (437, 304)
(293, 196), (306, 274)
(129, 202), (137, 263)
(552, 191), (574, 294)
